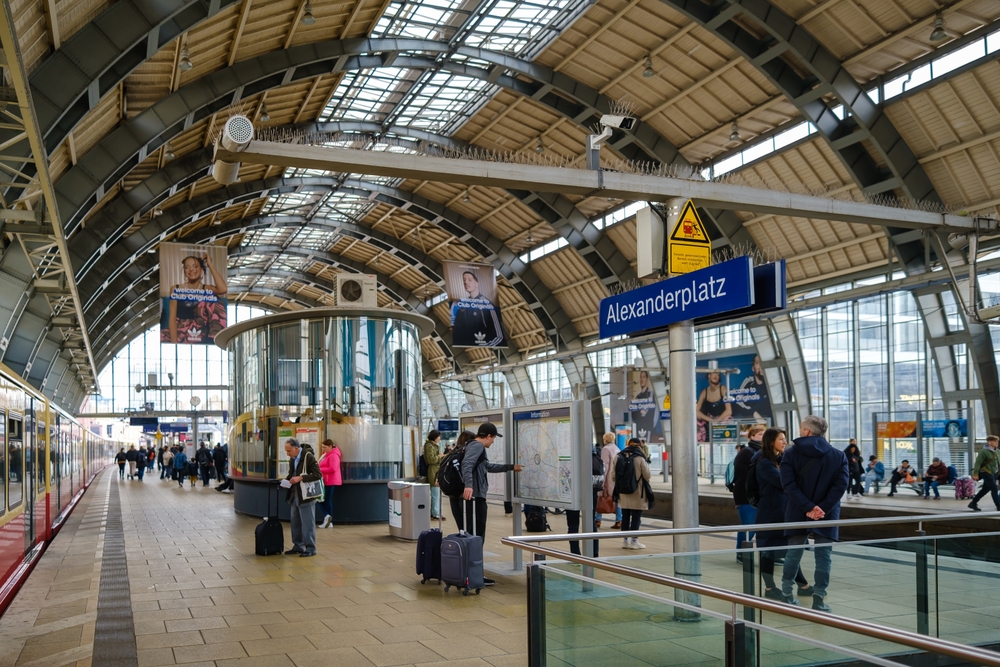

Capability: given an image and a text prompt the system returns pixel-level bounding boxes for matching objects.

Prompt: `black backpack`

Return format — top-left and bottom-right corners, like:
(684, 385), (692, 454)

(418, 454), (428, 478)
(197, 448), (211, 465)
(613, 450), (640, 499)
(746, 459), (762, 508)
(437, 446), (485, 498)
(524, 505), (549, 532)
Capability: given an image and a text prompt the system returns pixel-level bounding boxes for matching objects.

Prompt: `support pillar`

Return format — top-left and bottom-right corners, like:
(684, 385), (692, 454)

(665, 195), (701, 620)
(670, 318), (701, 620)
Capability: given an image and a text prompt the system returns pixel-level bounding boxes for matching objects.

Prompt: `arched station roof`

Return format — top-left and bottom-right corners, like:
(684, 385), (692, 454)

(0, 0), (997, 428)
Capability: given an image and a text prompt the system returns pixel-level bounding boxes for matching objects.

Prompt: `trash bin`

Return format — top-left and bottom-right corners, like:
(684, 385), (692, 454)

(387, 481), (430, 540)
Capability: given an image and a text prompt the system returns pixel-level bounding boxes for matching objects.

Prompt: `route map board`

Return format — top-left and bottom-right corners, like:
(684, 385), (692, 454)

(460, 411), (509, 501)
(512, 406), (575, 508)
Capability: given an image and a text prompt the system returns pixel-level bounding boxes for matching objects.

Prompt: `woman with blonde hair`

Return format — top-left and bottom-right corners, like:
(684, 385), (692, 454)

(317, 439), (342, 528)
(599, 432), (621, 529)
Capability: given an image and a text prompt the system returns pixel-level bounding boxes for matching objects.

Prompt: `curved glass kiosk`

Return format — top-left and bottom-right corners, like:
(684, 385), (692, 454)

(214, 308), (432, 522)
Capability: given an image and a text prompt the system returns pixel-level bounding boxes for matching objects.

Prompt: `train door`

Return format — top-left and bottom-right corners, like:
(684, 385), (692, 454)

(23, 403), (36, 549)
(8, 410), (24, 549)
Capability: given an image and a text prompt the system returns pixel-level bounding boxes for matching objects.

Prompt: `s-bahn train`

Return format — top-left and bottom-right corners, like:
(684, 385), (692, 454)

(0, 364), (122, 616)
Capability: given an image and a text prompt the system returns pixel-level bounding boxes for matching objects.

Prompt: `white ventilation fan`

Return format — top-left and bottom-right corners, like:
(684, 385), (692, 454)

(336, 274), (377, 308)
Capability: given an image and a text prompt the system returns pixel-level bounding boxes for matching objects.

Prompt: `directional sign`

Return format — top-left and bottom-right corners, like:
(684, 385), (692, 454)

(668, 200), (711, 274)
(698, 260), (787, 326)
(599, 256), (754, 338)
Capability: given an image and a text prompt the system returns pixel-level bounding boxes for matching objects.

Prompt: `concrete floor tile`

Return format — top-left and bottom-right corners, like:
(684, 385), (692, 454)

(203, 625), (269, 644)
(357, 641), (448, 667)
(165, 617), (229, 633)
(136, 648), (177, 667)
(242, 635), (316, 657)
(287, 647), (375, 667)
(173, 641), (248, 664)
(136, 630), (205, 650)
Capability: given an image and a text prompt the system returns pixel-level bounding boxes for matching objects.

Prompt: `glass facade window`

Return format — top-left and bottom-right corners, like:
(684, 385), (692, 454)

(526, 358), (572, 404)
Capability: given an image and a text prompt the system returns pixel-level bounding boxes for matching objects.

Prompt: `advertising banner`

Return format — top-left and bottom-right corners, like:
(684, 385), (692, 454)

(442, 260), (507, 347)
(922, 419), (968, 438)
(159, 242), (228, 344)
(696, 353), (772, 443)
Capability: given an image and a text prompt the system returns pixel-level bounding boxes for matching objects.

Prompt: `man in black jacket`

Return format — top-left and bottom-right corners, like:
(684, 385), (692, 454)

(195, 443), (213, 487)
(213, 444), (228, 488)
(732, 424), (765, 561)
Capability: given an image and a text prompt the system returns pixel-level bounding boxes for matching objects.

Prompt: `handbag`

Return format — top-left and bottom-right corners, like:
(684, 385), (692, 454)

(297, 452), (325, 502)
(904, 473), (915, 484)
(596, 491), (616, 514)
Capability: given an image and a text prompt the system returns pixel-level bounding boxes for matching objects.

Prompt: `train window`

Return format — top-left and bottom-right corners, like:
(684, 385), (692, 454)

(8, 413), (22, 509)
(0, 410), (5, 514)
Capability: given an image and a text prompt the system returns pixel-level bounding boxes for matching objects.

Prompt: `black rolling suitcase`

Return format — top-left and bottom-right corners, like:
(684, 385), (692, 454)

(255, 484), (284, 556)
(416, 518), (443, 584)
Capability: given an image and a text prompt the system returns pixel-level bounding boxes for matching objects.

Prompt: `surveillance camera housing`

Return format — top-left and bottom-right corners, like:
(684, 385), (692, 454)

(600, 114), (636, 131)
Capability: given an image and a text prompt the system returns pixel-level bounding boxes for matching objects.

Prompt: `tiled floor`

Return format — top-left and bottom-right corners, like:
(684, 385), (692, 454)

(0, 469), (538, 667)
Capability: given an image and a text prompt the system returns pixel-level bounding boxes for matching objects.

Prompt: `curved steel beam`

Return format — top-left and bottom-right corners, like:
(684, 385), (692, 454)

(661, 0), (998, 432)
(56, 37), (682, 232)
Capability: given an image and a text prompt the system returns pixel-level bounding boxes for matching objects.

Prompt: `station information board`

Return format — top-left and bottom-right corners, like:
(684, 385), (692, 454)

(459, 410), (509, 501)
(511, 403), (582, 509)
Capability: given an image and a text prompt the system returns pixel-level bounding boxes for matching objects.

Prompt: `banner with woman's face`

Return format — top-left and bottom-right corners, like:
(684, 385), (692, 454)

(159, 242), (229, 345)
(442, 260), (507, 348)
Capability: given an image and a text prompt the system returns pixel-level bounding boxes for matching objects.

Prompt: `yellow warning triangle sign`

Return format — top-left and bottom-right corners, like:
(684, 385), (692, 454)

(669, 200), (710, 244)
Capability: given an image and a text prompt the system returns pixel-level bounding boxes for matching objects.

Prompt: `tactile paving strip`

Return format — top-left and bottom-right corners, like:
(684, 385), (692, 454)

(91, 480), (138, 666)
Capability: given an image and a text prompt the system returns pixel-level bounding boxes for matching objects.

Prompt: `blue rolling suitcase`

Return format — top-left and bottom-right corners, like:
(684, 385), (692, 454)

(441, 503), (484, 596)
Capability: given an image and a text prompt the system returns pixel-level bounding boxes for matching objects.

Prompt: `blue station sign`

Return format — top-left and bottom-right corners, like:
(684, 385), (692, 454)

(599, 256), (755, 339)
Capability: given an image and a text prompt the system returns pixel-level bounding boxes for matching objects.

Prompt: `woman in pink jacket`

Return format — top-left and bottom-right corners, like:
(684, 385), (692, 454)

(317, 439), (342, 528)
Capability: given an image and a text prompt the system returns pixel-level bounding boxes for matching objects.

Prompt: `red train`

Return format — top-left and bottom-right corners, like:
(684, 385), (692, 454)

(0, 364), (121, 616)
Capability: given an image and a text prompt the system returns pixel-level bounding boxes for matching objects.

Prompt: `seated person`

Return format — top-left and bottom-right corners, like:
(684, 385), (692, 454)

(923, 458), (949, 500)
(887, 460), (916, 497)
(863, 455), (885, 495)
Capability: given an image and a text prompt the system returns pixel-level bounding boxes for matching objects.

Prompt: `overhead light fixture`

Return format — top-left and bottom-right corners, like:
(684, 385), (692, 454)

(535, 136), (544, 154)
(463, 189), (471, 203)
(152, 207), (163, 217)
(526, 230), (533, 245)
(375, 253), (381, 267)
(302, 1), (316, 25)
(929, 12), (947, 42)
(729, 121), (741, 142)
(178, 46), (193, 71)
(642, 55), (655, 78)
(259, 103), (270, 123)
(164, 143), (175, 160)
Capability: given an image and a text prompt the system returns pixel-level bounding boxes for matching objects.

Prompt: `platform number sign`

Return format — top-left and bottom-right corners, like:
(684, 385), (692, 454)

(668, 200), (712, 275)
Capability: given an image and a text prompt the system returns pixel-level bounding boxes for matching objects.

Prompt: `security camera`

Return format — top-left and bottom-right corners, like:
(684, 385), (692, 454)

(600, 115), (636, 131)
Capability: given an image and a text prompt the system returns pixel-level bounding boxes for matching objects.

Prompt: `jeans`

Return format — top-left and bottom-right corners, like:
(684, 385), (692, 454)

(199, 465), (211, 486)
(289, 496), (317, 554)
(118, 463), (125, 479)
(175, 468), (185, 486)
(449, 497), (487, 540)
(620, 508), (642, 534)
(848, 468), (863, 495)
(736, 504), (757, 549)
(216, 466), (227, 485)
(430, 486), (440, 518)
(923, 480), (940, 498)
(972, 472), (1000, 509)
(136, 464), (145, 481)
(761, 550), (807, 590)
(318, 485), (335, 522)
(782, 535), (832, 599)
(863, 472), (881, 494)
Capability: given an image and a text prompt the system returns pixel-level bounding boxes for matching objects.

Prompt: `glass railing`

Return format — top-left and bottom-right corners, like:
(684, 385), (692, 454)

(504, 512), (1000, 667)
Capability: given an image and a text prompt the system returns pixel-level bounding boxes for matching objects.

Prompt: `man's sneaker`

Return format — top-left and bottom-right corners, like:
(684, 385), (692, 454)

(483, 578), (495, 586)
(622, 539), (632, 549)
(632, 540), (647, 549)
(782, 595), (800, 606)
(812, 596), (831, 612)
(969, 502), (982, 512)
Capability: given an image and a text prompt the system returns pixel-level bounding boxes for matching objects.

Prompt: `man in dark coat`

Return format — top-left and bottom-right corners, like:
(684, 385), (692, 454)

(213, 444), (228, 488)
(731, 424), (765, 561)
(779, 415), (849, 612)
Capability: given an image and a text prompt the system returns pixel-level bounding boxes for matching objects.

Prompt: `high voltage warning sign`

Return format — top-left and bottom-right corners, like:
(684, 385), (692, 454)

(668, 200), (711, 275)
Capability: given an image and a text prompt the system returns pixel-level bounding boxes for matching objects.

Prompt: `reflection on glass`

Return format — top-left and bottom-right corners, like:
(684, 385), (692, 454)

(0, 410), (5, 513)
(8, 413), (22, 508)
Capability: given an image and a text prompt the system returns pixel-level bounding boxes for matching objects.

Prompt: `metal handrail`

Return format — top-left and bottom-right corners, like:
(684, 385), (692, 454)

(505, 510), (1000, 543)
(501, 537), (1000, 666)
